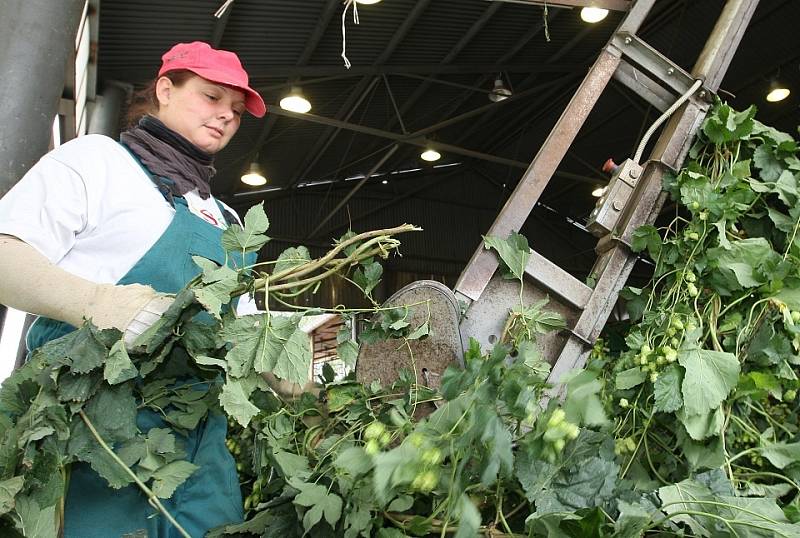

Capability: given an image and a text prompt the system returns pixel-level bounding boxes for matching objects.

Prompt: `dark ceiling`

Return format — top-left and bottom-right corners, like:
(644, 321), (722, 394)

(96, 0), (800, 288)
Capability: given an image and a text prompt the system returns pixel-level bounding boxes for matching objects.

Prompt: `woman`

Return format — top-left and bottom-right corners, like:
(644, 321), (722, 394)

(0, 41), (265, 537)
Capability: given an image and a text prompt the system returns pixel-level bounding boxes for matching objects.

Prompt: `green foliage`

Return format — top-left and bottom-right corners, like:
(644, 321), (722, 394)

(0, 215), (414, 537)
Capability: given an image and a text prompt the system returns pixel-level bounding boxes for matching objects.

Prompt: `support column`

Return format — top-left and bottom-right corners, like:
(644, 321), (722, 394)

(0, 0), (85, 197)
(88, 82), (132, 138)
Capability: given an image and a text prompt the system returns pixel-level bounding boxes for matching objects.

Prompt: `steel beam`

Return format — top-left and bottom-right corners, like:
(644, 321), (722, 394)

(548, 0), (761, 382)
(454, 0), (661, 302)
(265, 106), (528, 169)
(379, 7), (562, 178)
(488, 0), (631, 9)
(286, 77), (380, 187)
(307, 145), (400, 238)
(238, 0), (342, 193)
(0, 0), (85, 197)
(286, 0), (433, 188)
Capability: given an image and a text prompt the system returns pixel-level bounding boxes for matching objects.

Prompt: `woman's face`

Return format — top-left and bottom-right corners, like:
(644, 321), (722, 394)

(155, 75), (246, 153)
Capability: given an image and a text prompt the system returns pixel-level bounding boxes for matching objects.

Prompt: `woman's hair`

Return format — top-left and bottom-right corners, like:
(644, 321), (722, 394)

(125, 69), (195, 127)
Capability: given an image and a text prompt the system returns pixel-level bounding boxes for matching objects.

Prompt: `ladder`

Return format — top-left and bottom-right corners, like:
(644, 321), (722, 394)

(454, 0), (759, 383)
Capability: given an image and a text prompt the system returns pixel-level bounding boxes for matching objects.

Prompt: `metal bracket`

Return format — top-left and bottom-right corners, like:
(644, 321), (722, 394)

(611, 31), (710, 101)
(587, 159), (643, 237)
(613, 59), (672, 112)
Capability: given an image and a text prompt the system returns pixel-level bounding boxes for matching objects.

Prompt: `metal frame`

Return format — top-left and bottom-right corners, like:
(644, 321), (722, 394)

(447, 0), (759, 383)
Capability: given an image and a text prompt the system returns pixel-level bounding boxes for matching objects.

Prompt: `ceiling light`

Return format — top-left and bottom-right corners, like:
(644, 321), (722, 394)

(489, 76), (512, 102)
(355, 0), (381, 4)
(421, 149), (441, 162)
(280, 87), (311, 113)
(581, 7), (609, 23)
(766, 83), (790, 103)
(592, 186), (607, 198)
(241, 162), (267, 186)
(381, 179), (388, 185)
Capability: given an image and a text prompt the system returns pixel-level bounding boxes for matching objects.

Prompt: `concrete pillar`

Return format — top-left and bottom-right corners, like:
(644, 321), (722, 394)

(88, 81), (132, 139)
(0, 0), (85, 197)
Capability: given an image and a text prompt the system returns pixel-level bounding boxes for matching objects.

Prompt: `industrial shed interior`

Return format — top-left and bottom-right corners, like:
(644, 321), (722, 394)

(0, 0), (798, 358)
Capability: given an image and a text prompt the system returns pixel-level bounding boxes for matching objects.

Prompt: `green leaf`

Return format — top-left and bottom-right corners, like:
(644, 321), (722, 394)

(103, 340), (138, 385)
(614, 500), (652, 538)
(57, 371), (102, 403)
(67, 325), (108, 374)
(221, 204), (270, 253)
(776, 169), (799, 207)
(0, 476), (24, 517)
(334, 446), (373, 477)
(274, 246), (311, 275)
(253, 315), (312, 386)
(615, 367), (646, 390)
(336, 339), (359, 369)
(150, 460), (199, 498)
(293, 481), (343, 531)
(219, 378), (260, 427)
(483, 232), (531, 280)
(83, 384), (138, 443)
(630, 224), (661, 260)
(658, 479), (714, 537)
(563, 370), (608, 427)
(454, 494), (481, 538)
(533, 456), (619, 514)
(653, 364), (683, 413)
(354, 261), (383, 296)
(221, 314), (262, 377)
(754, 144), (783, 182)
(132, 289), (197, 353)
(386, 495), (414, 513)
(193, 355), (228, 371)
(709, 238), (779, 289)
(14, 496), (57, 538)
(678, 345), (739, 415)
(406, 322), (429, 341)
(760, 442), (800, 469)
(194, 266), (240, 319)
(244, 203), (270, 234)
(677, 406), (724, 441)
(274, 450), (311, 480)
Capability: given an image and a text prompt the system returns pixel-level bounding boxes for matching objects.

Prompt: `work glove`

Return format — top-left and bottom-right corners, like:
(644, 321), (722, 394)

(0, 235), (173, 350)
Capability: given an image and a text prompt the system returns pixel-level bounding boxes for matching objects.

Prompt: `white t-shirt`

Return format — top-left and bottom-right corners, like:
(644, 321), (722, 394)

(0, 134), (252, 298)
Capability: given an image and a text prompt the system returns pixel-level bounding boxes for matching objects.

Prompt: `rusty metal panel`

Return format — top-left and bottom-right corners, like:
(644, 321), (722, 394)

(460, 273), (576, 365)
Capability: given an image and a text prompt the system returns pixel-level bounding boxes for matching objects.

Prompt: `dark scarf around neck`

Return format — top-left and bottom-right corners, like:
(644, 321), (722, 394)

(120, 116), (216, 200)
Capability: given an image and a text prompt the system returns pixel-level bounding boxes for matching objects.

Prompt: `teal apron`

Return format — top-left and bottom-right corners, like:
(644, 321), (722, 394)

(27, 163), (254, 537)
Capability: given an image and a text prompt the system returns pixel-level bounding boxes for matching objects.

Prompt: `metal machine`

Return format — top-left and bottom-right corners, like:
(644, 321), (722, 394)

(357, 0), (759, 389)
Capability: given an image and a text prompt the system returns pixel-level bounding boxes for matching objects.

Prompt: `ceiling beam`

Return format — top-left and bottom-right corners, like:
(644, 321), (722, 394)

(487, 0), (631, 10)
(307, 145), (400, 238)
(265, 106), (528, 170)
(378, 7), (562, 174)
(286, 0), (434, 188)
(286, 76), (379, 188)
(381, 2), (503, 134)
(233, 0), (342, 193)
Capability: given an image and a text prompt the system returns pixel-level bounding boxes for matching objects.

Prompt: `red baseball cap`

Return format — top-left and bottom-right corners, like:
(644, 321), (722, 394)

(158, 41), (266, 118)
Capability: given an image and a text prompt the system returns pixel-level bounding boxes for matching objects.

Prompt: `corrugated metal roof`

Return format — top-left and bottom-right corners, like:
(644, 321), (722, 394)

(96, 0), (800, 279)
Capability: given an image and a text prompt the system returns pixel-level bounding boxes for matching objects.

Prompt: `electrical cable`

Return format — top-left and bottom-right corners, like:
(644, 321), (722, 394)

(632, 78), (702, 164)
